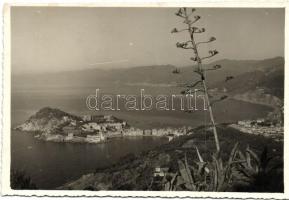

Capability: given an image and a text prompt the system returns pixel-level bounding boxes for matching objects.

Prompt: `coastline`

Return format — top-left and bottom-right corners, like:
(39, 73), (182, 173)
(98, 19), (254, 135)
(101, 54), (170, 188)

(15, 127), (186, 144)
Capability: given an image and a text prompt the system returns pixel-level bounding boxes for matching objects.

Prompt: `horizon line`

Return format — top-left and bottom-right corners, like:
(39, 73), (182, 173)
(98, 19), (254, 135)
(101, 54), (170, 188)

(12, 56), (284, 76)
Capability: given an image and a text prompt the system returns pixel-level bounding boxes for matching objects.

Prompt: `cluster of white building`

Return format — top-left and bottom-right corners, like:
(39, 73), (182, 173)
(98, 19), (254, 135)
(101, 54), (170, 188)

(123, 128), (143, 136)
(56, 114), (194, 143)
(58, 115), (127, 143)
(81, 121), (125, 132)
(229, 119), (283, 142)
(151, 127), (190, 137)
(42, 132), (106, 143)
(123, 126), (192, 141)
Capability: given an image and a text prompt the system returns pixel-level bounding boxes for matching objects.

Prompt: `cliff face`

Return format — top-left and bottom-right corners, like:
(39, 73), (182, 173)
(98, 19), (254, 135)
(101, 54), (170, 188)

(15, 107), (80, 133)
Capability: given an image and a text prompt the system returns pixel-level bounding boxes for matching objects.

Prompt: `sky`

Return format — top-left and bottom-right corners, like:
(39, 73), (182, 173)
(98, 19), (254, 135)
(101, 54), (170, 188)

(11, 7), (285, 74)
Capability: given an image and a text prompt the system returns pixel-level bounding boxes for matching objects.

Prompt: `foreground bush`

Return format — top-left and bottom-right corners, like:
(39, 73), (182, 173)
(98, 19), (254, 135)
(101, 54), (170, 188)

(10, 170), (37, 189)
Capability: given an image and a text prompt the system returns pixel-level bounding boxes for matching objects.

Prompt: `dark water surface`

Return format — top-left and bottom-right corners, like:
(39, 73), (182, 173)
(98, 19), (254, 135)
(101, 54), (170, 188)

(11, 131), (168, 189)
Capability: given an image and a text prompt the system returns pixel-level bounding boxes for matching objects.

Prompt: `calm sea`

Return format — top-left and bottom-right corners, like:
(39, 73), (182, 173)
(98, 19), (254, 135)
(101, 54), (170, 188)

(11, 131), (168, 189)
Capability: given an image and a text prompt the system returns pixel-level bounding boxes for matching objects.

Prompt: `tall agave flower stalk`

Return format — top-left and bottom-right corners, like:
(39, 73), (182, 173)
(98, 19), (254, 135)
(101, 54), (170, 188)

(172, 8), (221, 153)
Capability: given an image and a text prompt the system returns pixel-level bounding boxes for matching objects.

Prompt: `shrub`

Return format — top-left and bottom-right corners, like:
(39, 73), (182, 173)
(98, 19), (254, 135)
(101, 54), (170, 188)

(10, 170), (37, 190)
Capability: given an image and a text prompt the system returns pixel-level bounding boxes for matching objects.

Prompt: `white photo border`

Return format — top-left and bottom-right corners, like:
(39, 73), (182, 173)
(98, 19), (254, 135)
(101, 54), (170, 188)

(1, 0), (288, 198)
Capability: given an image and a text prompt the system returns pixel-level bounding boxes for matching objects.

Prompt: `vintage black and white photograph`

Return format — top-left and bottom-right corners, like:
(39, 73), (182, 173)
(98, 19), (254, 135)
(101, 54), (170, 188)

(4, 5), (286, 195)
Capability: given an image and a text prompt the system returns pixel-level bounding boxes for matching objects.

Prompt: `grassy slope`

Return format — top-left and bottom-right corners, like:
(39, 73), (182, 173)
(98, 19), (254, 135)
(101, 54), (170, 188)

(59, 124), (283, 191)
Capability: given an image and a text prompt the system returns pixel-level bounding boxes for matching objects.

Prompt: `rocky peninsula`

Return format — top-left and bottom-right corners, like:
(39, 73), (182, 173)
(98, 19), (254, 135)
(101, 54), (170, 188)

(15, 107), (190, 144)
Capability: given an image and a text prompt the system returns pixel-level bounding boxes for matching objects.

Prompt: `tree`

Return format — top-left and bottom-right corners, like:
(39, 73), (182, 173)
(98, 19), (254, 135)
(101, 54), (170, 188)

(171, 8), (222, 153)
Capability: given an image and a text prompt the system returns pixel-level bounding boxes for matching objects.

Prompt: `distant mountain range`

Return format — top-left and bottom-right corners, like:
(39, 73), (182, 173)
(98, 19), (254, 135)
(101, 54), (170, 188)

(13, 57), (284, 100)
(213, 57), (284, 98)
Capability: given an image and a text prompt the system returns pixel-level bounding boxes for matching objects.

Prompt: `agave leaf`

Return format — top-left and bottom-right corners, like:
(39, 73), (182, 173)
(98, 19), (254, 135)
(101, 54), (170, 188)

(214, 154), (224, 172)
(212, 155), (221, 190)
(207, 171), (215, 191)
(189, 164), (198, 172)
(235, 161), (257, 179)
(236, 165), (250, 178)
(246, 146), (260, 166)
(196, 162), (208, 175)
(237, 150), (246, 161)
(170, 172), (178, 186)
(178, 159), (196, 190)
(231, 160), (247, 164)
(219, 157), (224, 171)
(231, 166), (246, 180)
(213, 163), (218, 191)
(245, 148), (253, 169)
(173, 186), (176, 191)
(217, 169), (225, 191)
(196, 146), (204, 162)
(223, 143), (239, 183)
(176, 175), (185, 186)
(195, 147), (210, 173)
(233, 151), (250, 168)
(164, 182), (171, 191)
(212, 155), (220, 172)
(213, 154), (229, 191)
(185, 153), (196, 189)
(228, 143), (239, 165)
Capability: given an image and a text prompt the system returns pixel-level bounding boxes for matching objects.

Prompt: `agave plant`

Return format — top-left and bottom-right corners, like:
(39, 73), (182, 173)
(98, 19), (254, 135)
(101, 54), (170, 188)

(171, 7), (225, 153)
(232, 146), (283, 191)
(207, 143), (239, 191)
(163, 143), (255, 191)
